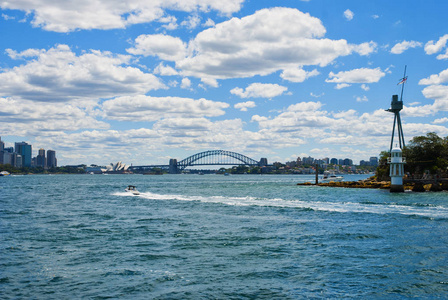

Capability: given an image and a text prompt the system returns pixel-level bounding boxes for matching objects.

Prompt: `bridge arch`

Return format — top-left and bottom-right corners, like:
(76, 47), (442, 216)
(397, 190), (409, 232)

(176, 150), (261, 171)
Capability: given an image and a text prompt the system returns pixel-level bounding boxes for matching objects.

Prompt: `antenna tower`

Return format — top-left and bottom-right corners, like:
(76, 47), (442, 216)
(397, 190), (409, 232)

(386, 66), (407, 152)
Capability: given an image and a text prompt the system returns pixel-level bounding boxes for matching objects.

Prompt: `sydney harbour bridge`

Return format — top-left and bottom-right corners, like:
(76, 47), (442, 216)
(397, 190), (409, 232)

(128, 150), (268, 174)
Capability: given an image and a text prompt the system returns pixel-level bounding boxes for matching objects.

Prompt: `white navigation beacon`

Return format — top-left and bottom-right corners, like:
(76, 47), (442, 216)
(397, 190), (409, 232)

(388, 146), (406, 192)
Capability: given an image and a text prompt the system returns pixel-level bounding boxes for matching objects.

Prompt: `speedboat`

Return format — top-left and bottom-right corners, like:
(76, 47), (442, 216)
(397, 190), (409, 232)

(321, 171), (343, 182)
(125, 185), (140, 195)
(0, 171), (10, 176)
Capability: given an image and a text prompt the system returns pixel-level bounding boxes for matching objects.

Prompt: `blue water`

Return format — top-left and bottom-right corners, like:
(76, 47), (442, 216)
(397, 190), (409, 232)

(1, 174), (448, 299)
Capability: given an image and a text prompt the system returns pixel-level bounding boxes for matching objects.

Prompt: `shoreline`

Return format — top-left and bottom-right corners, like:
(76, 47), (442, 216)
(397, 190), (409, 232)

(298, 179), (448, 192)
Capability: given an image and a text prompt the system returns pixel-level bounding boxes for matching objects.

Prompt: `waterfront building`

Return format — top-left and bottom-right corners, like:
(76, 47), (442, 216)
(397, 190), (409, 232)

(0, 137), (4, 164)
(47, 150), (57, 168)
(330, 158), (338, 165)
(369, 157), (378, 166)
(15, 142), (32, 167)
(36, 148), (46, 168)
(302, 156), (314, 165)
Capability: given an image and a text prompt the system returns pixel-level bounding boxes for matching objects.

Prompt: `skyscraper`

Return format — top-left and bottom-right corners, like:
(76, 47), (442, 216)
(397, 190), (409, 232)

(15, 142), (32, 167)
(0, 137), (4, 164)
(37, 148), (46, 168)
(46, 150), (57, 168)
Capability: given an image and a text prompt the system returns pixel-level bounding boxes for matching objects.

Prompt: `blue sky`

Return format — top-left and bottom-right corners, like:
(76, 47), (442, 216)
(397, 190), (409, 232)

(1, 0), (448, 166)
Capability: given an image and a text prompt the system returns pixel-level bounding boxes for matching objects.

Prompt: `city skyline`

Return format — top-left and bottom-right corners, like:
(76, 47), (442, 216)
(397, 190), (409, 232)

(1, 1), (448, 166)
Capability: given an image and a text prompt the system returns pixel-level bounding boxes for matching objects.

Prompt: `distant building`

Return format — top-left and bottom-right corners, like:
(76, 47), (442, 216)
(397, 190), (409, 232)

(15, 142), (32, 167)
(302, 156), (314, 165)
(338, 159), (344, 165)
(47, 150), (57, 168)
(36, 148), (46, 168)
(369, 157), (378, 166)
(330, 158), (338, 165)
(0, 137), (4, 164)
(343, 158), (353, 166)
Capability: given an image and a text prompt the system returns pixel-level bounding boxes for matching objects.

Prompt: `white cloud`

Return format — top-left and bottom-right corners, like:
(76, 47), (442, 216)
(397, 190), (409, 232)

(372, 15), (379, 19)
(351, 41), (378, 56)
(234, 101), (256, 111)
(154, 63), (179, 76)
(390, 40), (422, 54)
(335, 83), (351, 89)
(433, 117), (448, 124)
(0, 97), (109, 137)
(356, 96), (368, 102)
(231, 83), (288, 98)
(280, 68), (319, 83)
(326, 67), (385, 84)
(344, 9), (354, 21)
(181, 78), (192, 89)
(424, 34), (448, 55)
(203, 18), (215, 27)
(102, 95), (229, 122)
(0, 0), (244, 32)
(201, 77), (219, 87)
(0, 45), (165, 103)
(419, 68), (448, 85)
(361, 84), (370, 91)
(177, 7), (373, 80)
(159, 15), (178, 30)
(126, 34), (187, 61)
(181, 15), (201, 29)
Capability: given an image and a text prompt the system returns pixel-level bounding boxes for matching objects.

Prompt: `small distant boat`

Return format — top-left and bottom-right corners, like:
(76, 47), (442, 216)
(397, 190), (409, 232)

(321, 171), (343, 182)
(224, 172), (230, 176)
(125, 185), (140, 195)
(0, 171), (11, 176)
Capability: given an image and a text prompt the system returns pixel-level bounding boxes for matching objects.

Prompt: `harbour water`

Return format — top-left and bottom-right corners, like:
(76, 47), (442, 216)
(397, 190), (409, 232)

(1, 174), (448, 298)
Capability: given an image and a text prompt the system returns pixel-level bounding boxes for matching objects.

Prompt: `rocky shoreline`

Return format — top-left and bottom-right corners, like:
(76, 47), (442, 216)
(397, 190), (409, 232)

(297, 178), (448, 192)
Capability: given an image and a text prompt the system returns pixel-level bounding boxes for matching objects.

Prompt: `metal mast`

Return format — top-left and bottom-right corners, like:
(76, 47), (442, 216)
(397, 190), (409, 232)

(386, 66), (407, 152)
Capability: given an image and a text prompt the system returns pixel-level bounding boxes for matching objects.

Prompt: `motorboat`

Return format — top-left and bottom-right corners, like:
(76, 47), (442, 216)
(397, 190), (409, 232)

(321, 171), (343, 182)
(0, 171), (10, 176)
(125, 185), (140, 195)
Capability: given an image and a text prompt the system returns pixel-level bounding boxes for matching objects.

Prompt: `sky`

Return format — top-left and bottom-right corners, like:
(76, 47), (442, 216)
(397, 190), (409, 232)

(1, 0), (448, 167)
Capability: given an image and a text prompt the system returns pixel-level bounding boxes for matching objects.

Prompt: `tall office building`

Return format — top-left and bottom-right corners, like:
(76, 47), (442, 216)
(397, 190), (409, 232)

(37, 148), (46, 168)
(47, 150), (57, 168)
(0, 136), (4, 164)
(15, 142), (32, 167)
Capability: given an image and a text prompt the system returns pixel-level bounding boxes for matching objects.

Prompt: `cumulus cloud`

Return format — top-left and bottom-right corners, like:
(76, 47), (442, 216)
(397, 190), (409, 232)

(419, 68), (448, 85)
(361, 84), (370, 91)
(154, 63), (179, 76)
(181, 78), (192, 89)
(351, 41), (378, 56)
(231, 83), (288, 98)
(390, 40), (422, 54)
(280, 68), (319, 83)
(326, 67), (385, 84)
(234, 101), (256, 111)
(126, 34), (187, 61)
(344, 9), (354, 21)
(175, 7), (374, 80)
(0, 97), (109, 137)
(181, 14), (201, 29)
(102, 95), (229, 122)
(433, 117), (448, 124)
(335, 83), (351, 89)
(0, 45), (165, 103)
(424, 34), (448, 55)
(0, 0), (244, 32)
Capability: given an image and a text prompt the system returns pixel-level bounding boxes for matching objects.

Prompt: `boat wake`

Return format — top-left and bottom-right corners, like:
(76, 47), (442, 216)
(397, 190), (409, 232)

(112, 191), (448, 219)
